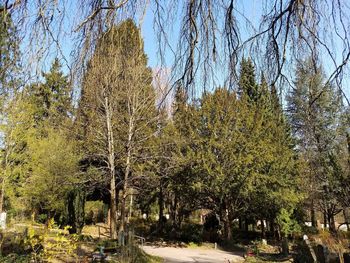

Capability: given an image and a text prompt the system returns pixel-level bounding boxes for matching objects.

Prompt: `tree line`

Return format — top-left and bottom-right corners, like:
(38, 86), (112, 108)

(0, 18), (349, 242)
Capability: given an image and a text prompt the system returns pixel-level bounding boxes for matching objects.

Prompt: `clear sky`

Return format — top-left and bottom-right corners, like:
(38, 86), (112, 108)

(18, 0), (349, 101)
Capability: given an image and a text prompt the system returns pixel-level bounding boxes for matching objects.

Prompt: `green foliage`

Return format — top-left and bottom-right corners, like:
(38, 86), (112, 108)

(276, 208), (301, 237)
(85, 201), (106, 224)
(66, 188), (85, 234)
(0, 254), (31, 263)
(36, 214), (48, 224)
(287, 58), (345, 231)
(179, 223), (203, 243)
(28, 58), (72, 127)
(1, 58), (78, 217)
(238, 58), (259, 101)
(23, 129), (80, 214)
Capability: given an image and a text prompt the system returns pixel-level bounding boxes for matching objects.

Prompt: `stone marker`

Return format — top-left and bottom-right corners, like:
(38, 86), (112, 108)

(0, 212), (6, 229)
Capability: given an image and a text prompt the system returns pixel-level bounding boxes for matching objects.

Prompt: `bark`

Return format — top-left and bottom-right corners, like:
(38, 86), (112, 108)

(222, 201), (232, 240)
(269, 218), (276, 238)
(343, 208), (350, 231)
(281, 236), (289, 256)
(105, 96), (118, 239)
(170, 194), (178, 229)
(328, 212), (336, 234)
(244, 217), (249, 232)
(0, 178), (4, 213)
(238, 217), (242, 230)
(261, 219), (266, 238)
(119, 114), (134, 234)
(127, 191), (133, 223)
(0, 149), (10, 213)
(223, 218), (232, 240)
(311, 200), (317, 227)
(158, 182), (164, 232)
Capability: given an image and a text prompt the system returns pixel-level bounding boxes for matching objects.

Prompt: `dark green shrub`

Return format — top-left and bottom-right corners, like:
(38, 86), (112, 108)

(302, 225), (319, 235)
(85, 210), (94, 225)
(66, 188), (85, 234)
(180, 223), (203, 243)
(85, 201), (105, 224)
(36, 214), (47, 224)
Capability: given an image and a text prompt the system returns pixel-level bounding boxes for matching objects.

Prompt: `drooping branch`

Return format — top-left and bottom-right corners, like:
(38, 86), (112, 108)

(5, 0), (350, 103)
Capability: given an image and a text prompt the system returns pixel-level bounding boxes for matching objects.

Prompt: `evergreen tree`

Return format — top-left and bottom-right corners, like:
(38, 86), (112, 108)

(238, 58), (259, 102)
(287, 59), (343, 233)
(29, 58), (72, 128)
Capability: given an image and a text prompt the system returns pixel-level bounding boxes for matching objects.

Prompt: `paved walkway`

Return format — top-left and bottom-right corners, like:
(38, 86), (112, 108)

(143, 245), (244, 263)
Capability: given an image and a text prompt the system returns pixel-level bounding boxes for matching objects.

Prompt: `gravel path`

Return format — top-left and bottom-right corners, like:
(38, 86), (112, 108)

(143, 245), (244, 263)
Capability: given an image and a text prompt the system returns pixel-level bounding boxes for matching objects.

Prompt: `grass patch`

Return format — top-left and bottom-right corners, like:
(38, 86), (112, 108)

(0, 254), (32, 263)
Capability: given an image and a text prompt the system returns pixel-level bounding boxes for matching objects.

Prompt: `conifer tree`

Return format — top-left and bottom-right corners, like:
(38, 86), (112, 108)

(287, 59), (343, 233)
(238, 58), (259, 102)
(29, 58), (72, 128)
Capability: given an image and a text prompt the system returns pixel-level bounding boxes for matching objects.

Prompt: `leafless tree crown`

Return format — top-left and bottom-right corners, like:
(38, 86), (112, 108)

(3, 0), (350, 102)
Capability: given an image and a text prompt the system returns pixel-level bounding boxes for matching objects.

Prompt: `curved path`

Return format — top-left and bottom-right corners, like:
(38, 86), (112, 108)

(143, 245), (244, 263)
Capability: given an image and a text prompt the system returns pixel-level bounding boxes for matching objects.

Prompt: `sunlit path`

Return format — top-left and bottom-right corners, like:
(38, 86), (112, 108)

(143, 245), (244, 263)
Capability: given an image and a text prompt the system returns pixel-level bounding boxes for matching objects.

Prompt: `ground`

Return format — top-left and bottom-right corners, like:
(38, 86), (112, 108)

(143, 245), (244, 263)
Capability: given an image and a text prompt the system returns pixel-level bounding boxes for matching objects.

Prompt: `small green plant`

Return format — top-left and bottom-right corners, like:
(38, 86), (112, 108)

(251, 240), (259, 255)
(188, 242), (199, 248)
(276, 208), (301, 255)
(276, 208), (301, 237)
(36, 214), (47, 224)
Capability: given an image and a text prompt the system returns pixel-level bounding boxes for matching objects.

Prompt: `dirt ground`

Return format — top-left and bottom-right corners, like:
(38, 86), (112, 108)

(143, 245), (245, 263)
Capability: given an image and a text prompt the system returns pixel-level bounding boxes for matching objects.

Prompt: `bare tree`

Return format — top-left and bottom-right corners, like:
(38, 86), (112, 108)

(78, 20), (157, 238)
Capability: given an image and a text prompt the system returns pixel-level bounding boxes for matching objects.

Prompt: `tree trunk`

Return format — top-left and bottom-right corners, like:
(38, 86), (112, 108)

(269, 218), (276, 238)
(105, 96), (118, 239)
(127, 190), (133, 223)
(311, 200), (317, 227)
(281, 236), (289, 256)
(244, 217), (249, 232)
(222, 201), (232, 240)
(223, 219), (232, 240)
(261, 219), (266, 238)
(119, 115), (134, 234)
(158, 182), (164, 232)
(328, 212), (336, 234)
(343, 208), (350, 231)
(323, 211), (327, 230)
(0, 150), (9, 213)
(222, 212), (232, 240)
(170, 194), (178, 229)
(0, 177), (5, 213)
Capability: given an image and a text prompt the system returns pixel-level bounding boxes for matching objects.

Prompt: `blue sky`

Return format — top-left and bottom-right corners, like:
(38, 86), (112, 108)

(20, 0), (349, 100)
